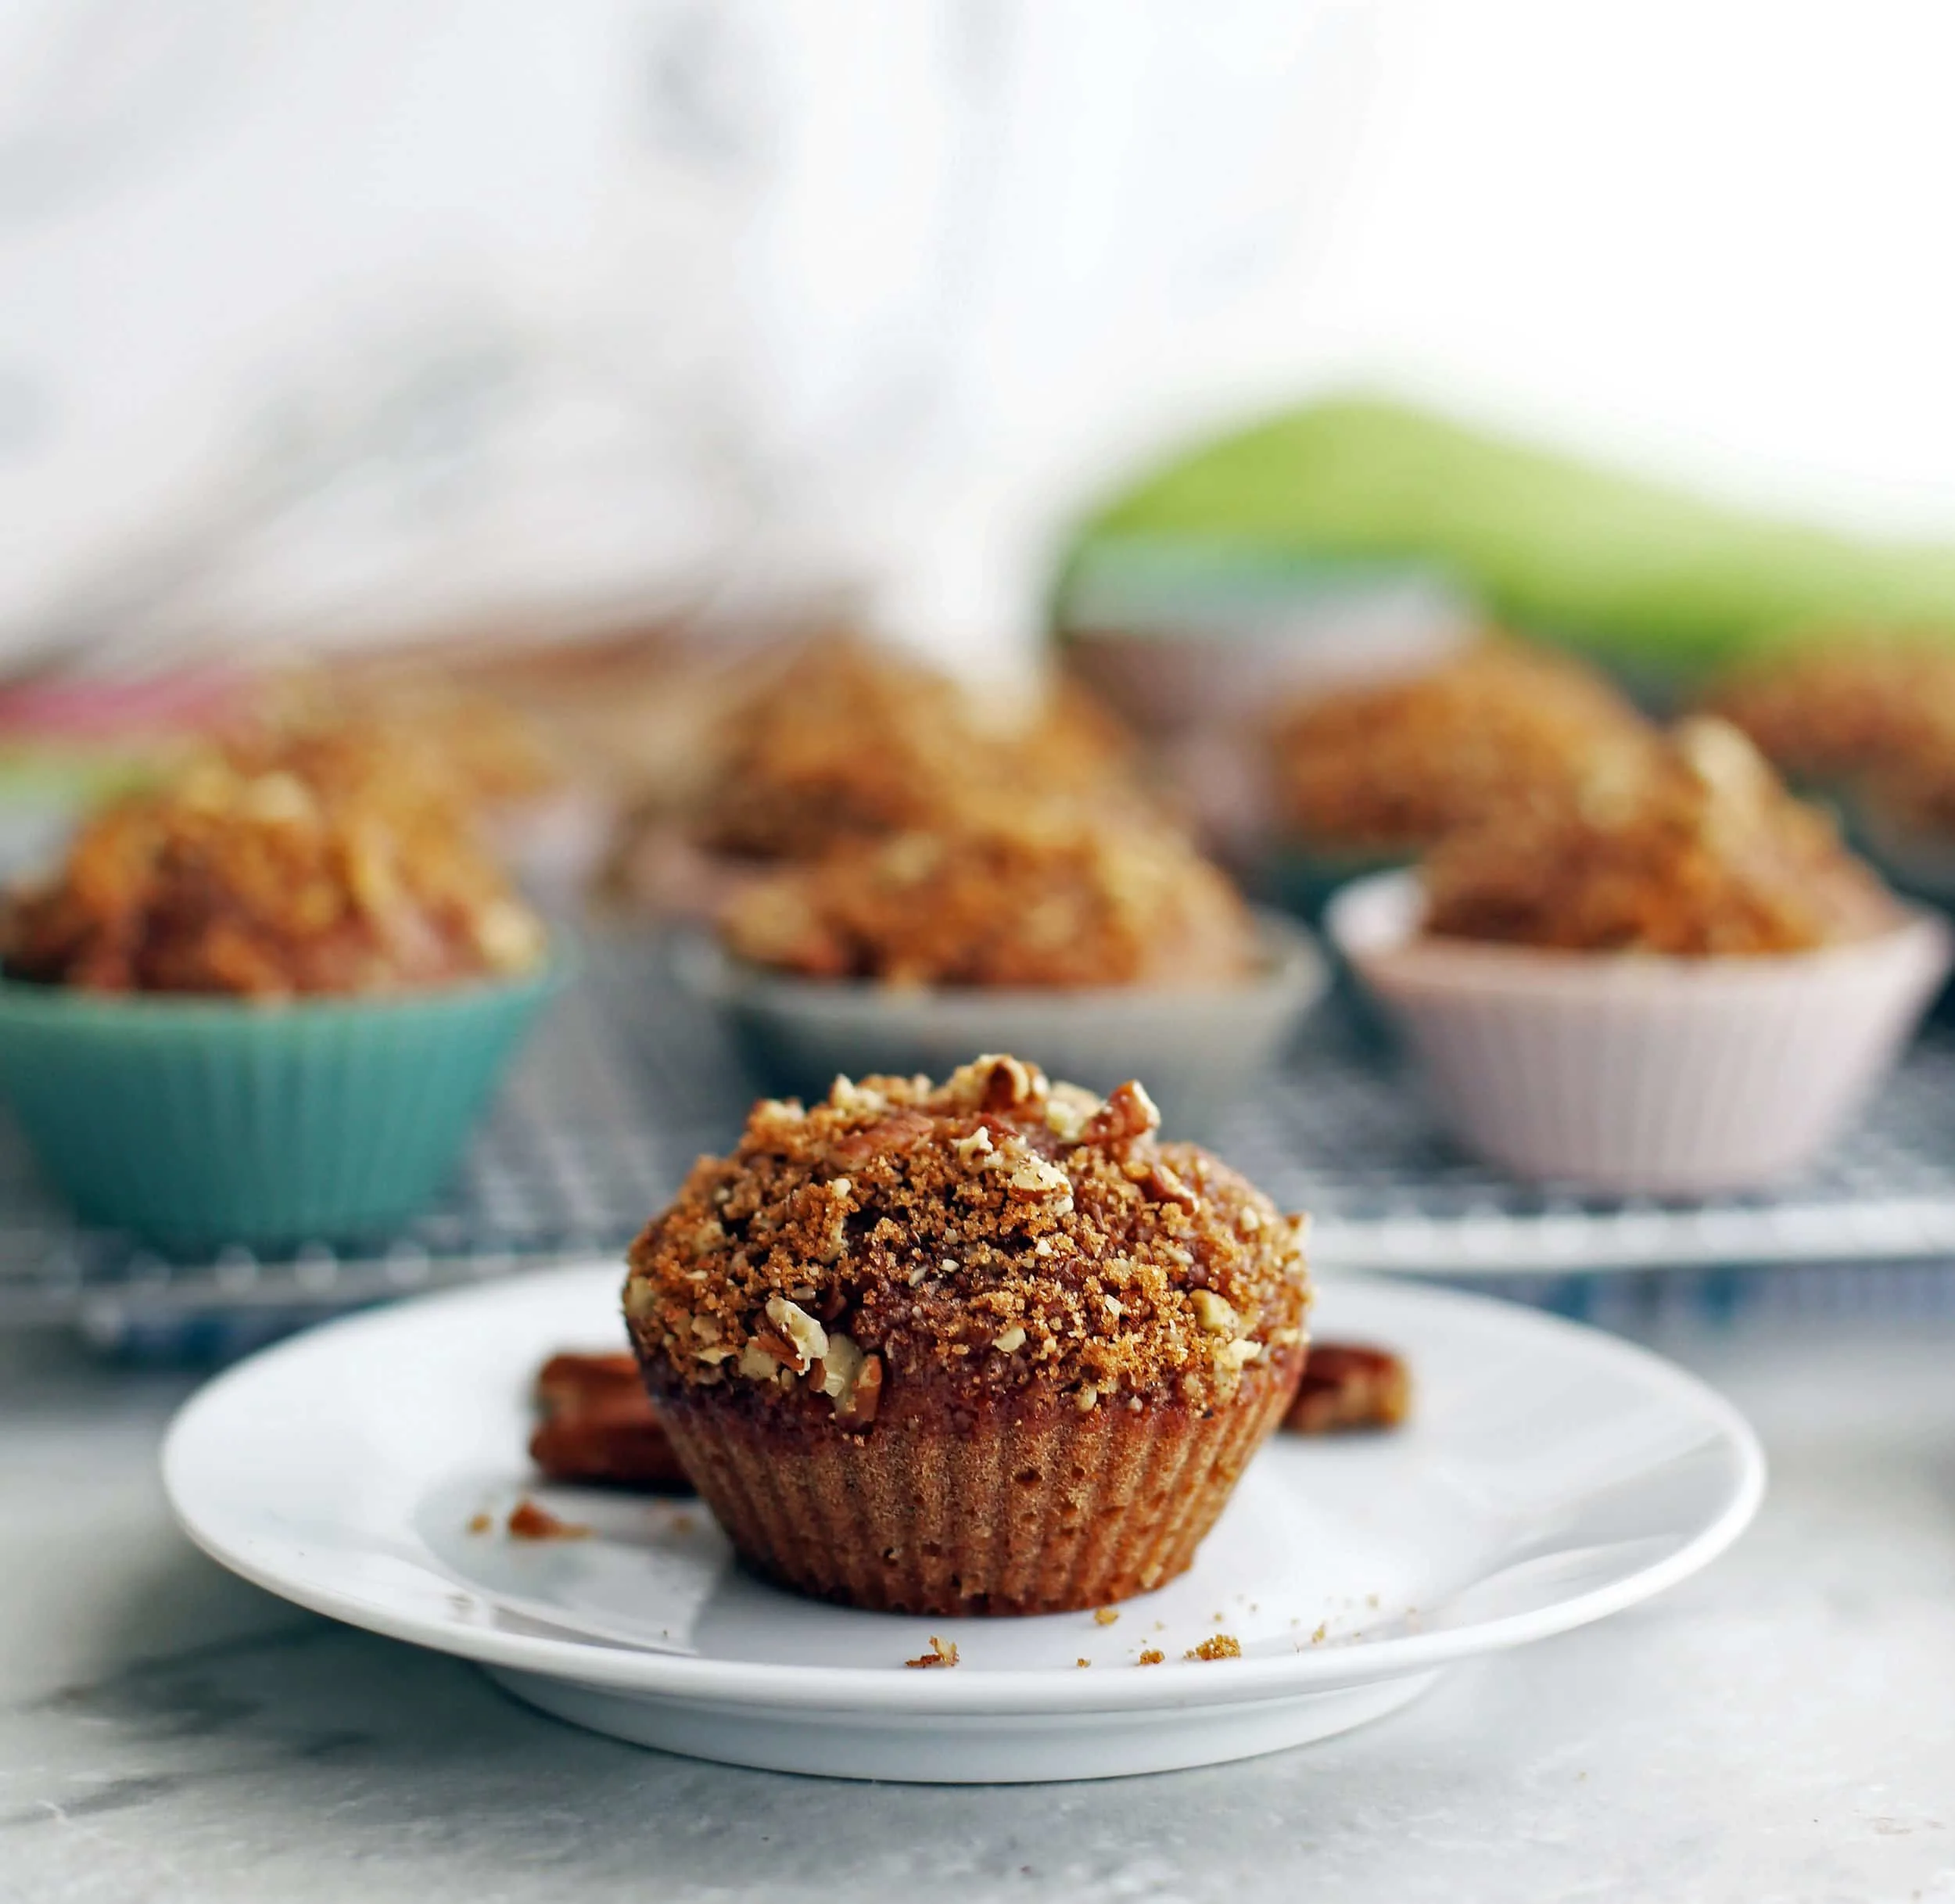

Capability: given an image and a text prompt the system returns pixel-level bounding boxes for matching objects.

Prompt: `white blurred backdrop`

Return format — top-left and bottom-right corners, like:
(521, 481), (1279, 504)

(2, 0), (1953, 669)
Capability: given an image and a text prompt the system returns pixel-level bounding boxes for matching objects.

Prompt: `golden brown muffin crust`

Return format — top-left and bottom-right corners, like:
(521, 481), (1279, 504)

(721, 809), (1258, 989)
(1423, 717), (1903, 956)
(1701, 638), (1955, 788)
(1268, 643), (1653, 855)
(690, 637), (980, 862)
(624, 1056), (1310, 1429)
(687, 634), (1149, 866)
(1, 752), (545, 996)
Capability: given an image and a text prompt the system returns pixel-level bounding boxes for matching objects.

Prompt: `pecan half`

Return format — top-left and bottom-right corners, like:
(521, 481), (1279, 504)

(529, 1350), (694, 1492)
(1282, 1342), (1412, 1435)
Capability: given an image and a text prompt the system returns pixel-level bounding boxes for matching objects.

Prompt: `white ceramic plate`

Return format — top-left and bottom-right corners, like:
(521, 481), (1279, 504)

(163, 1264), (1763, 1784)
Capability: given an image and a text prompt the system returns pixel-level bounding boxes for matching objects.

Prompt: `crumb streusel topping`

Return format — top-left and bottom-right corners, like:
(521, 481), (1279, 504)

(624, 1056), (1310, 1425)
(1701, 638), (1955, 789)
(1, 750), (546, 996)
(1268, 643), (1652, 855)
(721, 809), (1257, 989)
(689, 635), (1147, 866)
(1423, 717), (1903, 956)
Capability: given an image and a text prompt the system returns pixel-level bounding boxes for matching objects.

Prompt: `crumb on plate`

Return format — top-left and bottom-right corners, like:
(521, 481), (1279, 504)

(506, 1497), (590, 1541)
(1186, 1634), (1242, 1662)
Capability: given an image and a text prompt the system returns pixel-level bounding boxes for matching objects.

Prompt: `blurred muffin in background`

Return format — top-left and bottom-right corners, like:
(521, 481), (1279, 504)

(1699, 636), (1955, 905)
(696, 800), (1322, 1132)
(3, 748), (544, 997)
(723, 806), (1257, 991)
(689, 636), (988, 863)
(603, 633), (1152, 920)
(1329, 718), (1946, 1194)
(242, 667), (563, 816)
(1423, 717), (1903, 956)
(1262, 643), (1654, 904)
(1699, 637), (1955, 793)
(0, 746), (558, 1248)
(230, 662), (608, 902)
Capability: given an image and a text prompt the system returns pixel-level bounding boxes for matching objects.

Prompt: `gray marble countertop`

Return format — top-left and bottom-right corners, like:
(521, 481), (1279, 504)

(3, 1311), (1953, 1904)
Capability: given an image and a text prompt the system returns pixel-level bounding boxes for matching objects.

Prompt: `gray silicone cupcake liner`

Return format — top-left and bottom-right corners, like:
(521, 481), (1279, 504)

(673, 911), (1329, 1139)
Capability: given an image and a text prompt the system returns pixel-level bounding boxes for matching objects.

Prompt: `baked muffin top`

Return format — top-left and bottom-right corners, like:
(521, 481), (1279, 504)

(688, 635), (1146, 865)
(720, 808), (1259, 989)
(1422, 718), (1903, 956)
(1, 750), (546, 997)
(688, 637), (974, 862)
(623, 1056), (1310, 1427)
(240, 669), (562, 813)
(1863, 709), (1955, 839)
(1268, 643), (1652, 855)
(1701, 638), (1955, 788)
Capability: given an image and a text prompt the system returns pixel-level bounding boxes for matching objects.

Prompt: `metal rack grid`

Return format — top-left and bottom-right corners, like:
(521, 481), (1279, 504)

(10, 931), (1955, 1341)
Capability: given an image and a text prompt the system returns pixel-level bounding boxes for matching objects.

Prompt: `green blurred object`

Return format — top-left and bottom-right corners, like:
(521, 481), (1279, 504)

(0, 957), (564, 1253)
(1063, 395), (1955, 682)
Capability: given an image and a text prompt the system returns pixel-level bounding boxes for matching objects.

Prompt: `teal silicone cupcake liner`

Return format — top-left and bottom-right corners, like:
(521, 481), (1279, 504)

(0, 957), (565, 1253)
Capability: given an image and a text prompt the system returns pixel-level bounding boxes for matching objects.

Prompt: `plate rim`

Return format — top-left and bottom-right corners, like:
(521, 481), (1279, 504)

(162, 1264), (1766, 1716)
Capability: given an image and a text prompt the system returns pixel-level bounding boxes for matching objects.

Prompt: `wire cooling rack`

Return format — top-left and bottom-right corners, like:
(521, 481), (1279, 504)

(10, 929), (1955, 1345)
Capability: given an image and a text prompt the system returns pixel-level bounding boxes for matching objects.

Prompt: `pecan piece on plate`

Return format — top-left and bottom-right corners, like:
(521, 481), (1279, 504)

(1282, 1342), (1412, 1436)
(529, 1350), (696, 1492)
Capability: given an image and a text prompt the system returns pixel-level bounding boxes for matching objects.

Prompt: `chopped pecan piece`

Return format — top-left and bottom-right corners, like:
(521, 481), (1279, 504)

(748, 1326), (804, 1372)
(835, 1351), (884, 1427)
(1081, 1080), (1160, 1149)
(1142, 1159), (1199, 1210)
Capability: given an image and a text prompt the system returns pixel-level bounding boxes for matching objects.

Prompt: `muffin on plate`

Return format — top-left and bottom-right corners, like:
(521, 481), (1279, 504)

(623, 1054), (1311, 1615)
(0, 748), (558, 1248)
(1262, 642), (1653, 912)
(1327, 719), (1950, 1193)
(691, 803), (1323, 1131)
